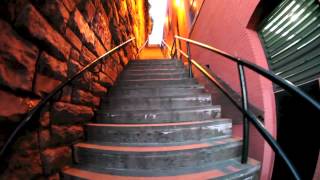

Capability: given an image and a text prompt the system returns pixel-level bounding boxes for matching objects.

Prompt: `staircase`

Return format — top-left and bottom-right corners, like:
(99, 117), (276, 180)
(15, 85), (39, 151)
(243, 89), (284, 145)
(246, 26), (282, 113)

(62, 59), (261, 179)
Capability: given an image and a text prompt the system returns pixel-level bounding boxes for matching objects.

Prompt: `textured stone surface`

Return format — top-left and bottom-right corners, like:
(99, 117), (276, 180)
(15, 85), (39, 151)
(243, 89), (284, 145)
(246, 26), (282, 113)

(77, 0), (96, 23)
(80, 46), (96, 64)
(70, 48), (80, 60)
(51, 125), (84, 145)
(42, 146), (72, 175)
(72, 89), (100, 107)
(65, 27), (82, 51)
(91, 81), (107, 96)
(15, 4), (71, 60)
(0, 90), (36, 122)
(69, 9), (105, 56)
(34, 74), (61, 97)
(0, 19), (38, 92)
(4, 150), (43, 178)
(35, 0), (70, 34)
(38, 52), (68, 80)
(92, 1), (112, 50)
(62, 0), (78, 12)
(51, 102), (94, 125)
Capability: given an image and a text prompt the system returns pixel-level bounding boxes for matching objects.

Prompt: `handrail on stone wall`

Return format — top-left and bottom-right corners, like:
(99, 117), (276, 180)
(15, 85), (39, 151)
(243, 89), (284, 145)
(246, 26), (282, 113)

(0, 37), (136, 159)
(162, 35), (320, 180)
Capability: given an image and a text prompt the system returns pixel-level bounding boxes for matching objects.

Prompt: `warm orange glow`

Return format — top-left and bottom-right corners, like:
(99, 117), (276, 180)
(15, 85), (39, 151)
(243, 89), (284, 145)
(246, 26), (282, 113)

(193, 1), (197, 8)
(175, 0), (181, 7)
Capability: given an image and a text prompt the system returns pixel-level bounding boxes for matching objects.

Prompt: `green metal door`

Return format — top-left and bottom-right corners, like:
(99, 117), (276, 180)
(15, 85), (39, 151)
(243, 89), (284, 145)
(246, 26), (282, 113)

(259, 0), (320, 87)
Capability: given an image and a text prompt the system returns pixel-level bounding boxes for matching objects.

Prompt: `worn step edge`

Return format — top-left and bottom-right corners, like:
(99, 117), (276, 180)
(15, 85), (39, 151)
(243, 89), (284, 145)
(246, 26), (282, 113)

(101, 94), (213, 111)
(62, 158), (260, 179)
(96, 105), (221, 123)
(111, 84), (204, 90)
(103, 93), (212, 103)
(86, 119), (232, 145)
(107, 86), (206, 98)
(71, 138), (243, 175)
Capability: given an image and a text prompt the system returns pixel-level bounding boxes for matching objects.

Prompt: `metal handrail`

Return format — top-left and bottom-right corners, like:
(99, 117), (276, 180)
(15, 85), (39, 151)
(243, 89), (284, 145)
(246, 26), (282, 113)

(136, 38), (149, 59)
(0, 37), (136, 158)
(164, 35), (320, 180)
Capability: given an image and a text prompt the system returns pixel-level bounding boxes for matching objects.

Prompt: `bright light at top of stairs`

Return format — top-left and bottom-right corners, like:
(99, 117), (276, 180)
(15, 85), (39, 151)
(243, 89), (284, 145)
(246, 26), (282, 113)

(148, 0), (168, 45)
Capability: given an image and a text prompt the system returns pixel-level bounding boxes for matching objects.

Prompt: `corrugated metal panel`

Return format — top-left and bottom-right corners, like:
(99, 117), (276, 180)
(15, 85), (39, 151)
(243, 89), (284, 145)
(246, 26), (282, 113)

(259, 0), (320, 86)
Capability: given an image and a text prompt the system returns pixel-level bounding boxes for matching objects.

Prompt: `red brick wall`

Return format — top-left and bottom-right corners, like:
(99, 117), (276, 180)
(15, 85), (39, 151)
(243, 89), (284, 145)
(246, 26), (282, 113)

(0, 0), (149, 178)
(189, 1), (276, 180)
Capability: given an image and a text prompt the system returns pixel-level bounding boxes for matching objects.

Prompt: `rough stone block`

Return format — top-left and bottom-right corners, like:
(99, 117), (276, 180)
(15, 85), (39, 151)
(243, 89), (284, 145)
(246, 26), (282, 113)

(13, 132), (39, 153)
(42, 146), (72, 175)
(92, 10), (112, 50)
(62, 0), (79, 12)
(97, 72), (113, 87)
(65, 27), (82, 51)
(15, 4), (71, 60)
(68, 59), (83, 77)
(39, 129), (51, 149)
(70, 48), (80, 60)
(79, 46), (96, 65)
(91, 82), (107, 96)
(0, 90), (37, 122)
(38, 52), (68, 80)
(0, 19), (38, 92)
(51, 102), (93, 125)
(69, 9), (105, 56)
(35, 0), (70, 34)
(34, 74), (61, 97)
(4, 150), (43, 178)
(39, 111), (50, 128)
(77, 0), (96, 23)
(71, 89), (100, 107)
(51, 125), (84, 145)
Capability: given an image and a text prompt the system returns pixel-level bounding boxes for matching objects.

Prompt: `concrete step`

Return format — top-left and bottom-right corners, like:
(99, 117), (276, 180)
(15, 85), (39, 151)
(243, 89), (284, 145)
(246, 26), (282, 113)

(126, 64), (185, 71)
(115, 78), (197, 88)
(120, 71), (189, 80)
(124, 68), (186, 74)
(107, 86), (206, 98)
(73, 138), (242, 172)
(86, 119), (232, 145)
(129, 59), (180, 65)
(96, 105), (221, 124)
(62, 158), (261, 179)
(101, 94), (212, 111)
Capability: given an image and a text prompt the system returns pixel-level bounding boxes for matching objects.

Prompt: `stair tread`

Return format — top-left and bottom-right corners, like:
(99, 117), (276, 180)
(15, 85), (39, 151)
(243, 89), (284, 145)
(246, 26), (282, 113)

(62, 158), (260, 179)
(74, 137), (241, 152)
(87, 119), (230, 127)
(104, 93), (211, 101)
(98, 105), (220, 114)
(111, 84), (204, 89)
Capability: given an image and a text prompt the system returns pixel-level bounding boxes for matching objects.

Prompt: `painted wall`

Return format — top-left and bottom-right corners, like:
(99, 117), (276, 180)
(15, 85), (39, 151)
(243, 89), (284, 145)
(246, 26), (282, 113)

(189, 1), (276, 179)
(164, 0), (277, 179)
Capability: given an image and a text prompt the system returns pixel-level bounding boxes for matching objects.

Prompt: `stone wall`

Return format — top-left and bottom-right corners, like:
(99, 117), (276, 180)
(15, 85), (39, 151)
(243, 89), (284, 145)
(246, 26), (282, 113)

(0, 0), (150, 178)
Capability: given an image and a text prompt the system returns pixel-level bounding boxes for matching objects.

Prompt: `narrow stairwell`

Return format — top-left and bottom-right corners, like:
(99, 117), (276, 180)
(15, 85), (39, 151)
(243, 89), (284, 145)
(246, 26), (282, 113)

(62, 59), (261, 179)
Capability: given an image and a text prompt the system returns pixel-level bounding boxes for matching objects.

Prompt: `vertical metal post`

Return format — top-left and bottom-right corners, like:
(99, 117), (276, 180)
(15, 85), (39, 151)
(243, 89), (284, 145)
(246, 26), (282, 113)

(238, 63), (249, 164)
(186, 42), (193, 78)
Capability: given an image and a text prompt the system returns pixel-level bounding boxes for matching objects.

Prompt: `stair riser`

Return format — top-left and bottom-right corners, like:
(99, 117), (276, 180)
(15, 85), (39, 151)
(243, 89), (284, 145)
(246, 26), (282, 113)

(101, 95), (212, 111)
(86, 120), (232, 145)
(107, 87), (205, 98)
(116, 79), (196, 87)
(126, 65), (184, 71)
(119, 73), (189, 80)
(74, 141), (242, 171)
(129, 60), (180, 65)
(127, 64), (184, 69)
(96, 107), (221, 124)
(125, 69), (185, 74)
